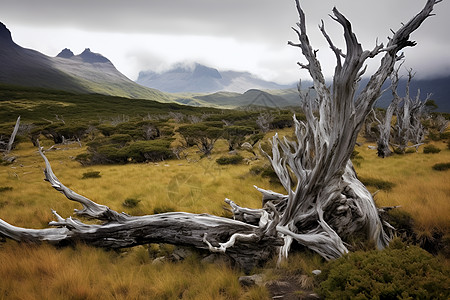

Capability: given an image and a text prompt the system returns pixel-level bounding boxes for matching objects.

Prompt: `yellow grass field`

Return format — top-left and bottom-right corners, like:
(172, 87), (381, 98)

(0, 134), (448, 299)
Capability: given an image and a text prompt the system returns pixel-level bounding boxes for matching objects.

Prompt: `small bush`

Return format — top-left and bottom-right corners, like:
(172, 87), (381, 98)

(81, 171), (101, 179)
(432, 162), (450, 171)
(0, 157), (13, 166)
(405, 148), (416, 154)
(317, 240), (450, 299)
(216, 155), (244, 165)
(259, 165), (284, 186)
(423, 144), (441, 154)
(351, 149), (363, 160)
(359, 176), (395, 191)
(122, 198), (141, 208)
(249, 165), (265, 176)
(393, 147), (405, 155)
(0, 186), (13, 192)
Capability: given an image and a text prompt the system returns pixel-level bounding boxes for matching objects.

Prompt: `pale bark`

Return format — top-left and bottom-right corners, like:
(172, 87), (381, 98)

(5, 116), (20, 154)
(0, 0), (441, 266)
(391, 69), (429, 153)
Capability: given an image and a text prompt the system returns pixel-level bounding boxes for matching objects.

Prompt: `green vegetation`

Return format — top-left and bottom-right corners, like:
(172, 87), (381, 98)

(177, 123), (223, 156)
(122, 198), (141, 208)
(317, 240), (450, 299)
(358, 176), (396, 191)
(0, 86), (449, 298)
(216, 154), (244, 165)
(0, 84), (216, 124)
(81, 171), (101, 179)
(423, 144), (441, 154)
(223, 125), (255, 151)
(432, 162), (450, 171)
(0, 186), (13, 192)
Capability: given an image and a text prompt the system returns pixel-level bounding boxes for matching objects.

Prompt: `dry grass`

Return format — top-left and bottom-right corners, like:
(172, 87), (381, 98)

(0, 134), (448, 298)
(0, 241), (269, 299)
(354, 139), (450, 236)
(0, 140), (273, 299)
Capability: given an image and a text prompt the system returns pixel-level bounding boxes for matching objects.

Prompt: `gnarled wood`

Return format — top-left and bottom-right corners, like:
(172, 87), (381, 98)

(0, 144), (282, 272)
(0, 0), (440, 268)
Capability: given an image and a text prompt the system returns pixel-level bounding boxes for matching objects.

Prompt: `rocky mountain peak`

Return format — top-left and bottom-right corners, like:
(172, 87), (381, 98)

(192, 63), (222, 79)
(78, 48), (111, 63)
(0, 22), (15, 46)
(56, 48), (75, 59)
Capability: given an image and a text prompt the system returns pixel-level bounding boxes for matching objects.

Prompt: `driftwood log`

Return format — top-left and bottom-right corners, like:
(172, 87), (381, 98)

(0, 0), (440, 271)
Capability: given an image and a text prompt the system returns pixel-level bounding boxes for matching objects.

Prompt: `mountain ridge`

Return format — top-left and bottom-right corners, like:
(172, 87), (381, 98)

(0, 21), (169, 102)
(0, 21), (448, 111)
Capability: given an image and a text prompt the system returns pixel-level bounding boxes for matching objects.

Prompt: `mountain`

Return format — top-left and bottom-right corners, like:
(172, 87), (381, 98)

(191, 89), (295, 108)
(0, 22), (169, 102)
(137, 63), (295, 93)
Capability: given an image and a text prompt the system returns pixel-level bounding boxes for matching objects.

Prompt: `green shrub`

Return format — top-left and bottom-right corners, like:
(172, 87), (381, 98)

(0, 186), (13, 192)
(317, 240), (450, 299)
(249, 165), (265, 176)
(351, 149), (363, 160)
(82, 139), (173, 164)
(119, 139), (173, 163)
(270, 114), (294, 129)
(393, 147), (405, 155)
(216, 155), (244, 165)
(75, 153), (92, 166)
(423, 144), (441, 154)
(122, 198), (141, 208)
(440, 131), (450, 140)
(405, 148), (416, 154)
(259, 165), (283, 186)
(432, 162), (450, 171)
(108, 134), (133, 146)
(359, 176), (395, 191)
(81, 171), (101, 179)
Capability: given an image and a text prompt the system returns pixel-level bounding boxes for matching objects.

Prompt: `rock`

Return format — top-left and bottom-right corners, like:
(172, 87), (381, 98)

(201, 253), (232, 265)
(311, 269), (321, 275)
(240, 142), (253, 151)
(170, 246), (194, 261)
(151, 256), (166, 265)
(238, 274), (264, 287)
(56, 48), (74, 59)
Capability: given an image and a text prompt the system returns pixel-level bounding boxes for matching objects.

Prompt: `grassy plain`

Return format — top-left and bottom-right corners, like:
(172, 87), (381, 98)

(0, 132), (449, 298)
(0, 86), (448, 298)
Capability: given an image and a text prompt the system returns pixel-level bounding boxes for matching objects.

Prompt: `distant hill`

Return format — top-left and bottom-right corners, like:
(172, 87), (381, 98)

(137, 63), (295, 93)
(0, 22), (169, 102)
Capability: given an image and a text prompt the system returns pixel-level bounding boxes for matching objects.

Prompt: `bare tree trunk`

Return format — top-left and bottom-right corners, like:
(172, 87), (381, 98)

(391, 69), (429, 153)
(0, 144), (282, 272)
(0, 0), (441, 266)
(5, 116), (20, 154)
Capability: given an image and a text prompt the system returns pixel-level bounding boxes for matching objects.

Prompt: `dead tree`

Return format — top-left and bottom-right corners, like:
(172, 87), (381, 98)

(0, 0), (440, 269)
(1, 116), (21, 163)
(5, 116), (21, 154)
(374, 67), (429, 157)
(391, 69), (429, 153)
(372, 66), (404, 158)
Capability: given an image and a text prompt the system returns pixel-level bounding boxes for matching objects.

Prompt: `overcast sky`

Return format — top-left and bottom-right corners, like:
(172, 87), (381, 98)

(2, 0), (449, 83)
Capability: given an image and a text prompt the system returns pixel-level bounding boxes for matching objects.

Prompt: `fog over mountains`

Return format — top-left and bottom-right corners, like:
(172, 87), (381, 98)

(137, 63), (295, 93)
(0, 21), (448, 111)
